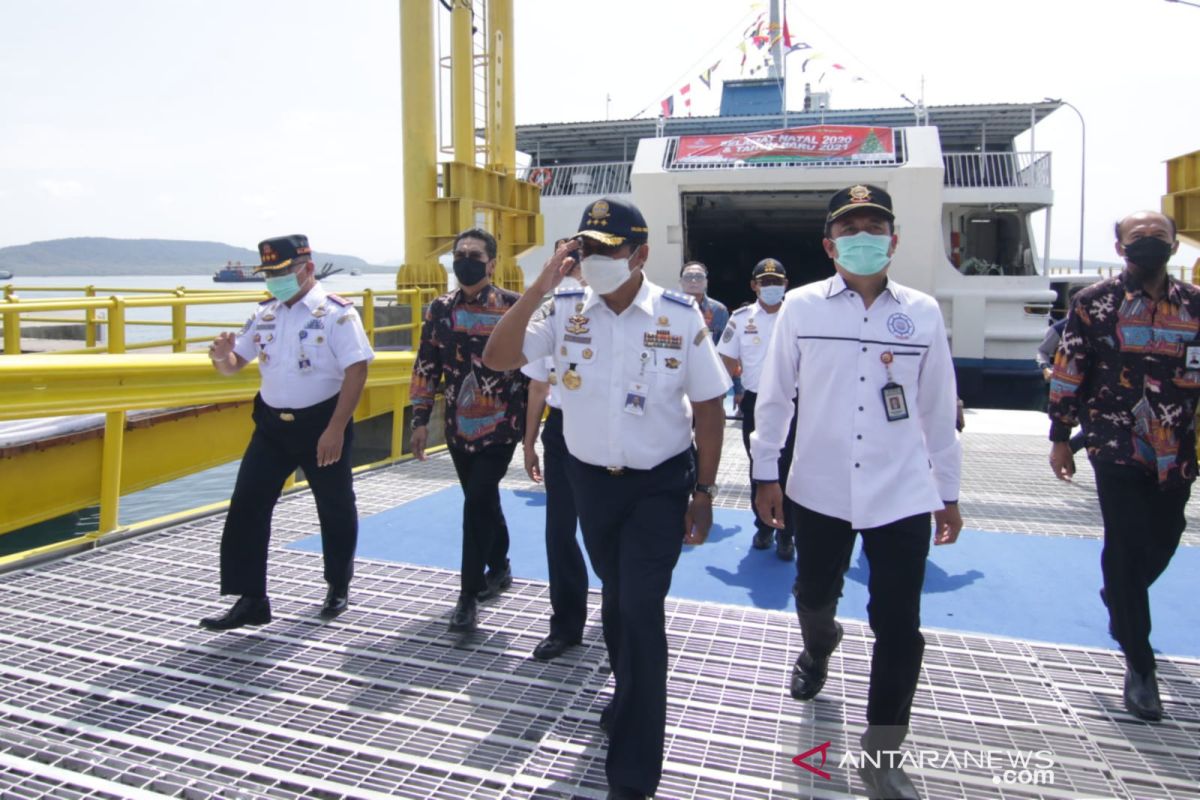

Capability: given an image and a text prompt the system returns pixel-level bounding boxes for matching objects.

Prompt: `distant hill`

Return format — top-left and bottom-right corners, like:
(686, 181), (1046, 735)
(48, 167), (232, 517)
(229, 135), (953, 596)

(0, 237), (378, 276)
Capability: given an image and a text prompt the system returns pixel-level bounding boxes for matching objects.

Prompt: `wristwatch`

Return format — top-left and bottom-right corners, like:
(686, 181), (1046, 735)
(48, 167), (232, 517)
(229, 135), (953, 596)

(694, 482), (719, 498)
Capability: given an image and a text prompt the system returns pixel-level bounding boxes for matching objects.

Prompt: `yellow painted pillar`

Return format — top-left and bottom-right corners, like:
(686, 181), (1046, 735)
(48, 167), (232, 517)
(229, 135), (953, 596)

(106, 297), (126, 354)
(98, 410), (125, 533)
(488, 0), (534, 292)
(171, 293), (187, 352)
(362, 289), (376, 346)
(2, 305), (19, 355)
(396, 0), (444, 291)
(85, 285), (97, 347)
(451, 0), (475, 166)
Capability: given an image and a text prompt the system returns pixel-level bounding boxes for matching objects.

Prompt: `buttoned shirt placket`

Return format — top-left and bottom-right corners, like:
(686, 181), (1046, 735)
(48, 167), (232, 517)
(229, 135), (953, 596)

(607, 303), (627, 468)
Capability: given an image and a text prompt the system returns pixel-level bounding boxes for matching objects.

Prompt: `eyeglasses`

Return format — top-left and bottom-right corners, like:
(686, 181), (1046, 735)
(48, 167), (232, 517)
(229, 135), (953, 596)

(453, 249), (488, 261)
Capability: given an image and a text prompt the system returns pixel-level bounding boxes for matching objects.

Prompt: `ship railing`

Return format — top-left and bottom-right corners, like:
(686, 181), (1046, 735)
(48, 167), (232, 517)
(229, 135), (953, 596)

(1, 287), (439, 355)
(942, 151), (1051, 189)
(1047, 264), (1197, 283)
(0, 350), (423, 561)
(661, 129), (909, 171)
(518, 161), (633, 196)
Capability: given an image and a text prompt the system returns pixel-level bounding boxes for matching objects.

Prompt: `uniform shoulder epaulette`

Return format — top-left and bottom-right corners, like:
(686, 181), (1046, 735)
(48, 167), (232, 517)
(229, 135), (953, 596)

(327, 293), (353, 307)
(554, 287), (584, 297)
(732, 304), (752, 315)
(662, 290), (695, 307)
(258, 297), (274, 305)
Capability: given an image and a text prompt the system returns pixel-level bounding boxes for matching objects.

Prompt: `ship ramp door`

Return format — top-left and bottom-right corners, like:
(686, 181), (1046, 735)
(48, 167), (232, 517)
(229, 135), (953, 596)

(682, 190), (834, 310)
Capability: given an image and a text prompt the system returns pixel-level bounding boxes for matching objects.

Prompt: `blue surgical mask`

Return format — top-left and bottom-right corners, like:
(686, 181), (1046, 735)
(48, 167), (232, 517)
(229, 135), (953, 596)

(834, 232), (892, 276)
(758, 285), (785, 306)
(265, 272), (302, 301)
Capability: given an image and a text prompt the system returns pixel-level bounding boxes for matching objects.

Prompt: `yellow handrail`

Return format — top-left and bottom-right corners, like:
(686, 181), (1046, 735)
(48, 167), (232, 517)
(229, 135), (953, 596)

(0, 351), (418, 539)
(2, 287), (439, 355)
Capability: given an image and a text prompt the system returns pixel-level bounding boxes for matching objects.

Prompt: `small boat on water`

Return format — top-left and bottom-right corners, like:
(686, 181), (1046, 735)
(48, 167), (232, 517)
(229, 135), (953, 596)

(212, 261), (262, 283)
(212, 261), (343, 282)
(0, 270), (13, 280)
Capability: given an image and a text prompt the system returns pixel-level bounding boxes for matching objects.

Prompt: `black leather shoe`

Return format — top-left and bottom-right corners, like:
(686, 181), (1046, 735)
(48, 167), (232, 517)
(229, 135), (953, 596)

(790, 623), (843, 701)
(476, 560), (513, 601)
(751, 527), (774, 550)
(776, 532), (795, 561)
(448, 593), (478, 632)
(200, 596), (271, 631)
(319, 587), (349, 619)
(606, 785), (647, 799)
(598, 701), (614, 738)
(857, 763), (920, 800)
(533, 634), (581, 661)
(1123, 666), (1163, 721)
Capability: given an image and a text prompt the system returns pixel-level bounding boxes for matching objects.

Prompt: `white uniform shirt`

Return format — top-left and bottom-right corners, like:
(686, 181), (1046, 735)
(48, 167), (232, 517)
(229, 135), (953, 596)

(749, 274), (961, 529)
(522, 277), (732, 470)
(233, 283), (375, 409)
(716, 300), (783, 392)
(520, 356), (561, 410)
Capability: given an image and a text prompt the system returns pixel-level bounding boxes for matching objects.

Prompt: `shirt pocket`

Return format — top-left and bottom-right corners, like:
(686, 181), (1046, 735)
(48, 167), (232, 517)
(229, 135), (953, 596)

(887, 349), (924, 386)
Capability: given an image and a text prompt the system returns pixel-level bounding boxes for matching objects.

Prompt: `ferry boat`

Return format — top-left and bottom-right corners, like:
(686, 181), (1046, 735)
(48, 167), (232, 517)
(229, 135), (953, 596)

(516, 83), (1064, 410)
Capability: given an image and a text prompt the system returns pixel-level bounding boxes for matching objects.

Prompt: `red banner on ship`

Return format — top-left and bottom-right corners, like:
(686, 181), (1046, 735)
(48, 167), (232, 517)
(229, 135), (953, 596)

(673, 125), (895, 164)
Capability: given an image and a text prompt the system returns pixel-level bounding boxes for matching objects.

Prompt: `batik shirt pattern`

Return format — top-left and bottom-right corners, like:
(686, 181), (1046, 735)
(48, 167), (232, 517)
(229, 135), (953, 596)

(411, 284), (528, 452)
(1049, 272), (1200, 486)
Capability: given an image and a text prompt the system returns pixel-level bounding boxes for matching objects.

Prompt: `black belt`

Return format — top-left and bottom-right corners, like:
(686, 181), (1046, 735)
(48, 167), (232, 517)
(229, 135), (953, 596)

(575, 448), (691, 477)
(257, 392), (338, 423)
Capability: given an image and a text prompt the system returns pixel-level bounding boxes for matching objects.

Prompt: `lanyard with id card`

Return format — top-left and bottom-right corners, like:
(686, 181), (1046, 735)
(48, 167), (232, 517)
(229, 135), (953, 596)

(879, 351), (909, 421)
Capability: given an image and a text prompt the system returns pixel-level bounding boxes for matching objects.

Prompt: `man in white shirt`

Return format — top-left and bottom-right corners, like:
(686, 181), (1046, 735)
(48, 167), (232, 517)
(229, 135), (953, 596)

(751, 186), (963, 800)
(717, 257), (795, 559)
(483, 198), (730, 800)
(201, 234), (374, 630)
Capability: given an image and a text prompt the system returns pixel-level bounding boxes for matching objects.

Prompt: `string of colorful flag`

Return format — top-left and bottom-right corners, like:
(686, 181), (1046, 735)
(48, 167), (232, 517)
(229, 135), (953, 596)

(659, 10), (869, 118)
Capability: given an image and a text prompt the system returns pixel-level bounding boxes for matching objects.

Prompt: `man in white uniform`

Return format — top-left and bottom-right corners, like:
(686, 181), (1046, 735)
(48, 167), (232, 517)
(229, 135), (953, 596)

(717, 257), (795, 559)
(201, 234), (374, 630)
(483, 198), (730, 800)
(751, 186), (963, 800)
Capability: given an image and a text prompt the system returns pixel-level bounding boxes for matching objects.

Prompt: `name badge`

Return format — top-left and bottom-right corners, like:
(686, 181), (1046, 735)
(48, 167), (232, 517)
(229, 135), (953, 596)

(882, 382), (909, 422)
(624, 382), (648, 416)
(1187, 345), (1200, 369)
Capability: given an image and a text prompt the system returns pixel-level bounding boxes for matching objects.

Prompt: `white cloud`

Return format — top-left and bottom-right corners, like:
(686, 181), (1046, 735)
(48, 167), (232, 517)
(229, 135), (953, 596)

(37, 179), (90, 199)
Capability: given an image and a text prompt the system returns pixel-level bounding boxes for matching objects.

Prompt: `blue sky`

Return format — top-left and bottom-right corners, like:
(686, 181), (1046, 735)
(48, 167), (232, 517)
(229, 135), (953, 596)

(1, 0), (1196, 267)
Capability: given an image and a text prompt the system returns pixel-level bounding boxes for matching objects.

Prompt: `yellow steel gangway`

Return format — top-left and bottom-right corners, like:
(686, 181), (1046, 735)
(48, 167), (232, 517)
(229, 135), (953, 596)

(0, 286), (437, 551)
(0, 0), (545, 562)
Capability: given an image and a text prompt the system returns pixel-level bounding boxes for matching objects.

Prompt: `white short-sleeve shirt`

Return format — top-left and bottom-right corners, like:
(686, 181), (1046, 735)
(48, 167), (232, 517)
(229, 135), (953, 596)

(716, 300), (783, 393)
(520, 355), (561, 410)
(233, 283), (374, 409)
(521, 277), (731, 470)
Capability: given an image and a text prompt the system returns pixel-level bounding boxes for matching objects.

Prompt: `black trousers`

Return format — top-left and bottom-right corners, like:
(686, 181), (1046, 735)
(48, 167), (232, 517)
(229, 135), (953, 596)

(740, 390), (798, 537)
(566, 449), (695, 796)
(791, 501), (930, 751)
(541, 409), (588, 640)
(220, 393), (357, 597)
(448, 441), (516, 596)
(1093, 460), (1190, 673)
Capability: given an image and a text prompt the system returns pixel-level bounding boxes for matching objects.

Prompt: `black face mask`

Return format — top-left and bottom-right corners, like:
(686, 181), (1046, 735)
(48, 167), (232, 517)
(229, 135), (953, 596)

(1123, 237), (1172, 272)
(453, 257), (488, 287)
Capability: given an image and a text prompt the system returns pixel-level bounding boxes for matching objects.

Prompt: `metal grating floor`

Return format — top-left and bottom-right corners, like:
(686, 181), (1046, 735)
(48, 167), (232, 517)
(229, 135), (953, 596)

(0, 413), (1196, 799)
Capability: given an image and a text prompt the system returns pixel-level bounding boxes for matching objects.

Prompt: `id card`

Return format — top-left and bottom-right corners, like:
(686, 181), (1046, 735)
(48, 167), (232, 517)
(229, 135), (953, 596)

(1187, 345), (1200, 370)
(624, 382), (648, 416)
(881, 382), (909, 422)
